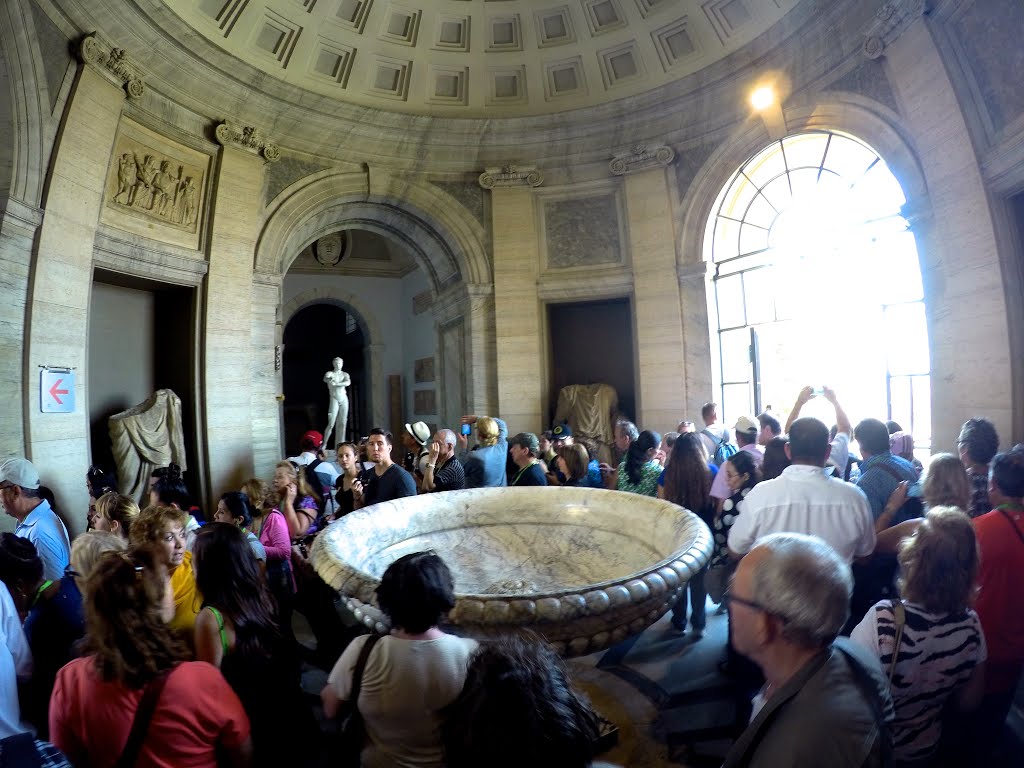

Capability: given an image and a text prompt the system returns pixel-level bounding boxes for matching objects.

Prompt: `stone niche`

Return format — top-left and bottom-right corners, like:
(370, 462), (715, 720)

(101, 119), (211, 251)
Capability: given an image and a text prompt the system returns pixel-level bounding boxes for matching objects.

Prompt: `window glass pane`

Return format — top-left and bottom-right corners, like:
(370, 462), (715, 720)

(759, 175), (791, 211)
(714, 274), (745, 329)
(912, 375), (932, 447)
(722, 383), (752, 426)
(713, 217), (741, 260)
(885, 302), (930, 375)
(720, 327), (751, 383)
(743, 144), (787, 190)
(742, 268), (775, 325)
(850, 160), (905, 219)
(823, 135), (877, 181)
(870, 231), (924, 305)
(889, 375), (912, 432)
(739, 223), (770, 256)
(788, 167), (821, 202)
(721, 176), (759, 221)
(744, 193), (777, 229)
(782, 133), (829, 172)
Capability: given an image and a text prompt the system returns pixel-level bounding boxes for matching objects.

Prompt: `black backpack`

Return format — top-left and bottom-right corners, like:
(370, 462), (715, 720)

(295, 459), (327, 518)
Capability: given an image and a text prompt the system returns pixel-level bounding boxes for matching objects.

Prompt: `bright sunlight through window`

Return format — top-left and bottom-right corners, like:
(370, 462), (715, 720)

(704, 131), (931, 449)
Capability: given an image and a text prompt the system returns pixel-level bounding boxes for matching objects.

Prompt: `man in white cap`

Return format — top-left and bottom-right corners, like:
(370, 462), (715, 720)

(0, 458), (70, 581)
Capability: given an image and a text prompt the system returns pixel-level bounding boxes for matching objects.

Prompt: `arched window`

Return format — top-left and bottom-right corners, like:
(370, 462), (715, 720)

(705, 131), (930, 449)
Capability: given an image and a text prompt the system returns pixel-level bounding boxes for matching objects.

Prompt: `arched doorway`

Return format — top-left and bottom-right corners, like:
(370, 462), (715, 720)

(281, 303), (366, 453)
(705, 130), (931, 449)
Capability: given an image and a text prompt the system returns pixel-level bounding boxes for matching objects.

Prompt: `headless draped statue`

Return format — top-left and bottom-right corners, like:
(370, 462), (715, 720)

(323, 357), (351, 449)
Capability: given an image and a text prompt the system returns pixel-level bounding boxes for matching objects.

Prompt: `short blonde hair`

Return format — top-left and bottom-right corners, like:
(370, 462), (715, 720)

(71, 531), (127, 581)
(129, 505), (188, 548)
(93, 492), (140, 539)
(274, 460), (314, 498)
(922, 453), (970, 511)
(477, 417), (499, 447)
(899, 506), (978, 614)
(241, 478), (271, 512)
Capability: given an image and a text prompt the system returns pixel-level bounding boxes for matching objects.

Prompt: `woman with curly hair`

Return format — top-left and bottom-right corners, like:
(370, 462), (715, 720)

(129, 505), (199, 634)
(87, 491), (139, 542)
(192, 523), (315, 767)
(441, 633), (615, 768)
(616, 430), (663, 497)
(49, 545), (252, 768)
(271, 461), (319, 540)
(658, 432), (714, 636)
(242, 478), (293, 623)
(851, 506), (985, 765)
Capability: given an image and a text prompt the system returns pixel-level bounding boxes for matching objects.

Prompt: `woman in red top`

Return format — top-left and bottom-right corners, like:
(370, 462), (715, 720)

(49, 545), (252, 768)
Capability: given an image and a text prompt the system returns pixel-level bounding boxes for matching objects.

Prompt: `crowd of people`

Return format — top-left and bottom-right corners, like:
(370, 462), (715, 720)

(0, 384), (1020, 767)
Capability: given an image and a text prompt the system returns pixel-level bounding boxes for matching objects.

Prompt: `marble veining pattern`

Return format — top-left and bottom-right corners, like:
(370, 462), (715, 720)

(313, 487), (713, 656)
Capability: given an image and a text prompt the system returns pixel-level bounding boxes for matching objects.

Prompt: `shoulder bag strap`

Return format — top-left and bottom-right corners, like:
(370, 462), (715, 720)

(349, 634), (381, 707)
(834, 640), (893, 767)
(115, 668), (173, 768)
(888, 599), (906, 686)
(999, 509), (1024, 546)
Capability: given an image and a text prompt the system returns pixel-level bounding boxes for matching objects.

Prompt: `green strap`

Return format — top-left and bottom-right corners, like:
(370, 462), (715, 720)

(206, 606), (229, 655)
(31, 579), (54, 610)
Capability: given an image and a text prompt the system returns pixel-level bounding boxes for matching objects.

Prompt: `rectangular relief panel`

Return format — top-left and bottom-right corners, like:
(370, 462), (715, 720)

(541, 191), (626, 270)
(101, 119), (212, 252)
(440, 318), (466, 427)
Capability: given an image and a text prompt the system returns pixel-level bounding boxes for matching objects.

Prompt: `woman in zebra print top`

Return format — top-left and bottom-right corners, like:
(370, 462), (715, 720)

(850, 505), (986, 767)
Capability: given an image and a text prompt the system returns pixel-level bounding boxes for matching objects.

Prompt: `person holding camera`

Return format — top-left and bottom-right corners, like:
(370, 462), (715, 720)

(352, 429), (418, 509)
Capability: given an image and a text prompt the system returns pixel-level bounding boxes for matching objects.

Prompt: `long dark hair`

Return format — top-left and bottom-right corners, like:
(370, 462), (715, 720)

(152, 464), (190, 508)
(85, 545), (189, 688)
(192, 523), (280, 659)
(220, 491), (254, 528)
(662, 433), (712, 517)
(726, 451), (761, 493)
(624, 430), (661, 485)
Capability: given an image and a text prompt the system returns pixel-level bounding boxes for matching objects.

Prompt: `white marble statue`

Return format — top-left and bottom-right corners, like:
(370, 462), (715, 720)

(323, 357), (351, 449)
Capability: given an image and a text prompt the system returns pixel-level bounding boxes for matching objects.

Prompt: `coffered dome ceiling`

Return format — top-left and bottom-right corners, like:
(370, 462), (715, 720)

(165, 0), (800, 117)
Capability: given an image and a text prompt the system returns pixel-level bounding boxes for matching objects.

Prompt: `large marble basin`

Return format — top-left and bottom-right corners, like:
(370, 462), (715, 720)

(312, 487), (713, 656)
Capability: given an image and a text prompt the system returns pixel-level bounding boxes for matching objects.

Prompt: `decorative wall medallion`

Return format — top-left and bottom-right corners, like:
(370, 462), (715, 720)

(861, 0), (927, 59)
(609, 143), (675, 175)
(79, 34), (145, 99)
(104, 132), (207, 234)
(414, 389), (437, 415)
(478, 164), (544, 189)
(313, 232), (347, 266)
(215, 121), (281, 162)
(414, 357), (435, 383)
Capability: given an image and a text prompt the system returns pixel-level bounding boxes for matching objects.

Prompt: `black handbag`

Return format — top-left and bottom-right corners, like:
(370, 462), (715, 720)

(335, 634), (381, 766)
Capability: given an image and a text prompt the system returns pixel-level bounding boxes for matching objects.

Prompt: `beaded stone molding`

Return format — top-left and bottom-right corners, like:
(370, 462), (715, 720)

(312, 486), (713, 656)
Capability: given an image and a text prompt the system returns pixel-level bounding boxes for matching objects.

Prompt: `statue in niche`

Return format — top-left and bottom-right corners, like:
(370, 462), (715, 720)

(108, 389), (187, 505)
(130, 153), (158, 209)
(322, 357), (351, 449)
(114, 153), (136, 204)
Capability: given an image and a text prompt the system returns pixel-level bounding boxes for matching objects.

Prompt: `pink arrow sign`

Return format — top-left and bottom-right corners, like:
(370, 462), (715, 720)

(48, 378), (69, 405)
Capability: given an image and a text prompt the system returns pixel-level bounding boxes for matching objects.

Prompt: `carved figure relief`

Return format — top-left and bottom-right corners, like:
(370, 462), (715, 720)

(104, 132), (207, 234)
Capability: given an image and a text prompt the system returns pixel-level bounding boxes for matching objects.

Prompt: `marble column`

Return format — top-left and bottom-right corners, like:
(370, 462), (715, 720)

(491, 188), (543, 432)
(885, 20), (1013, 450)
(25, 64), (125, 534)
(250, 272), (282, 481)
(678, 261), (713, 423)
(625, 166), (687, 434)
(202, 137), (266, 497)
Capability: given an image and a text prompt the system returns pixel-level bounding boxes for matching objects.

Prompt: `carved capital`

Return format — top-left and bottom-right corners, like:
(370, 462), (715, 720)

(78, 34), (146, 99)
(478, 164), (543, 189)
(215, 121), (281, 163)
(861, 0), (928, 59)
(609, 143), (675, 176)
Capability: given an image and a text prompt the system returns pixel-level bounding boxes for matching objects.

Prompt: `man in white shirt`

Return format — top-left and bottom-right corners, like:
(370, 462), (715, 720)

(784, 386), (853, 479)
(728, 417), (875, 564)
(1, 458), (70, 581)
(0, 581), (32, 739)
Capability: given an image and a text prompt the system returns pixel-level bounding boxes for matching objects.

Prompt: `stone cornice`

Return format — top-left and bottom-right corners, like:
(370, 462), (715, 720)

(214, 121), (281, 163)
(609, 144), (675, 176)
(862, 0), (929, 60)
(478, 165), (543, 189)
(79, 34), (145, 99)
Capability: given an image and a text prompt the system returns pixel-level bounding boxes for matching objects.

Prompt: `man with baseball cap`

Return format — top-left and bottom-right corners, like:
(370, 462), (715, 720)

(288, 430), (339, 518)
(709, 416), (764, 510)
(0, 458), (70, 581)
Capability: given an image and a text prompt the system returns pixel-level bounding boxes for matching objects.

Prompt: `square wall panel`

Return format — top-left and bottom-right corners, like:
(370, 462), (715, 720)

(535, 6), (576, 48)
(543, 55), (586, 99)
(488, 15), (522, 51)
(335, 0), (373, 32)
(310, 38), (356, 85)
(367, 55), (411, 100)
(379, 5), (421, 45)
(583, 0), (626, 35)
(427, 65), (469, 106)
(652, 16), (701, 71)
(434, 15), (470, 51)
(487, 66), (527, 105)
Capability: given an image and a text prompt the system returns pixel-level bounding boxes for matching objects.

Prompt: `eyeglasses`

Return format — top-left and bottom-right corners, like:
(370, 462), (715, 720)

(722, 590), (769, 614)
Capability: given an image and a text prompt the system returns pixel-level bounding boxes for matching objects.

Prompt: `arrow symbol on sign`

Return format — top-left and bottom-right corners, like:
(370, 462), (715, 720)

(49, 379), (69, 405)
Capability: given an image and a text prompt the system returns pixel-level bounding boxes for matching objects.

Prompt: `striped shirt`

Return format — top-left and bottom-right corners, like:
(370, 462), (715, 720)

(850, 600), (986, 762)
